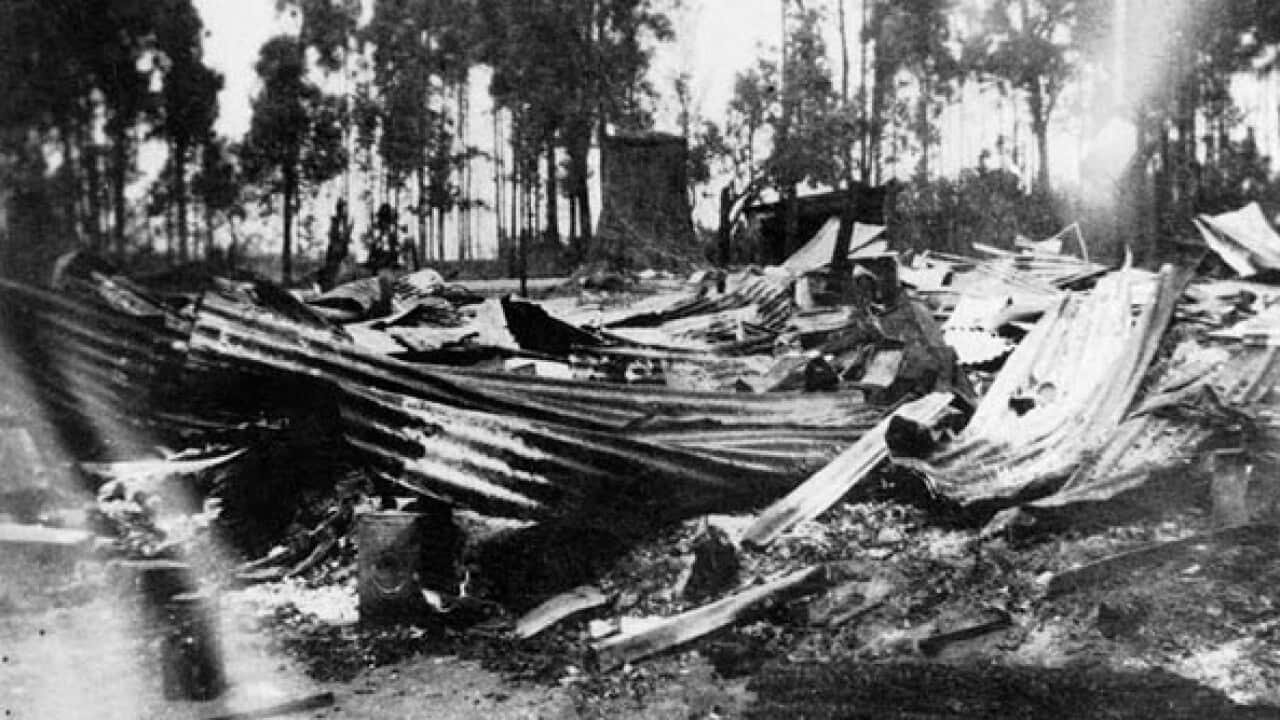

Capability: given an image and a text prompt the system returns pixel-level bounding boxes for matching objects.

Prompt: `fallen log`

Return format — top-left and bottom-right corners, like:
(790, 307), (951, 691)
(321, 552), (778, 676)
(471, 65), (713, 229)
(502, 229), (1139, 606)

(514, 585), (610, 639)
(741, 393), (955, 548)
(590, 566), (825, 671)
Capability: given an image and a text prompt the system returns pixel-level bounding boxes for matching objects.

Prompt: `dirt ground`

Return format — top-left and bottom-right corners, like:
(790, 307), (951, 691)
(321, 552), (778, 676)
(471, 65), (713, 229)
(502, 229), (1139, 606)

(0, 566), (746, 720)
(6, 498), (1280, 719)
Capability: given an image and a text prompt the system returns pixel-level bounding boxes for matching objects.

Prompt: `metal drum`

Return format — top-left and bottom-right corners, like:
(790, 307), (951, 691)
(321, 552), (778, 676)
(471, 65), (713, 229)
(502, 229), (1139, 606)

(357, 510), (430, 623)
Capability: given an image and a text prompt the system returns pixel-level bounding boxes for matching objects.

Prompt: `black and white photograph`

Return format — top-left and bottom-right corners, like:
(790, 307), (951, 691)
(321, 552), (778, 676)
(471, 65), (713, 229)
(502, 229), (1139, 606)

(3, 0), (1280, 717)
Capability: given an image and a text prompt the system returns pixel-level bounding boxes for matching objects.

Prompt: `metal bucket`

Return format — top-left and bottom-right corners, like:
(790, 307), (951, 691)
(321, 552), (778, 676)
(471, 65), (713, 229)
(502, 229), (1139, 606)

(357, 511), (430, 623)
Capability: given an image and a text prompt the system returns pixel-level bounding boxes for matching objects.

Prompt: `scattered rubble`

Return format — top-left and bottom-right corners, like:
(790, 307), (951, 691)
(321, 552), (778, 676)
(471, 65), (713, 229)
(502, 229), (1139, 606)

(8, 207), (1280, 716)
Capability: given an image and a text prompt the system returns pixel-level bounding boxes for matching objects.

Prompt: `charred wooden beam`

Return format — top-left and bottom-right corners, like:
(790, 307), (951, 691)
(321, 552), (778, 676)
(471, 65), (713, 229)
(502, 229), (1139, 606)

(515, 585), (610, 639)
(742, 393), (955, 548)
(590, 566), (825, 671)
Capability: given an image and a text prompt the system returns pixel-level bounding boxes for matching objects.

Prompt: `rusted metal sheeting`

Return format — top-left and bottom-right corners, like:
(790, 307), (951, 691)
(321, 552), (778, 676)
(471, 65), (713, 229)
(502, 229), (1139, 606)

(191, 293), (877, 433)
(925, 266), (1189, 508)
(338, 384), (801, 521)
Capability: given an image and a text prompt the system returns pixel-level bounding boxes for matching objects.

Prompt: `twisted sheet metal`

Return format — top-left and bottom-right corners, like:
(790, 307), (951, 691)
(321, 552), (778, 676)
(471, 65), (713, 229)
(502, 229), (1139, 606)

(191, 292), (878, 433)
(337, 384), (805, 521)
(1031, 341), (1279, 510)
(605, 273), (793, 332)
(0, 280), (315, 447)
(0, 278), (883, 519)
(0, 280), (198, 443)
(925, 266), (1188, 507)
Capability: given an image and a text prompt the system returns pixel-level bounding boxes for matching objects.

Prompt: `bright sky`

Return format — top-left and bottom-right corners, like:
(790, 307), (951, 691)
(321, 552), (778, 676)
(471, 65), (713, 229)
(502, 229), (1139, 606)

(195, 0), (292, 138)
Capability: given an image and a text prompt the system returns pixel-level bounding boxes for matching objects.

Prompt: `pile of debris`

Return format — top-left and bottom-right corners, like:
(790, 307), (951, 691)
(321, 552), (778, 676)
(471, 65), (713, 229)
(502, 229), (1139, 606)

(5, 205), (1280, 712)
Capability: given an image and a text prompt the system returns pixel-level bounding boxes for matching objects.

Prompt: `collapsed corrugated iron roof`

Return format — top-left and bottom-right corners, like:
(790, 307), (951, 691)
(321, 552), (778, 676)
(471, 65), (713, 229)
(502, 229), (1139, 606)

(1, 272), (890, 522)
(0, 279), (196, 452)
(339, 383), (834, 522)
(921, 265), (1189, 509)
(190, 292), (878, 433)
(1031, 340), (1279, 511)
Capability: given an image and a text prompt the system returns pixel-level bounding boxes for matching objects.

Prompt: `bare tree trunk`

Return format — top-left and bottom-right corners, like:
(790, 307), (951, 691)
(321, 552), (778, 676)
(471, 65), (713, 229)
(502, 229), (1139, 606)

(204, 203), (215, 261)
(434, 206), (444, 262)
(504, 139), (514, 271)
(84, 142), (103, 251)
(717, 183), (732, 265)
(57, 130), (82, 244)
(545, 143), (560, 242)
(534, 156), (543, 237)
(1154, 126), (1170, 238)
(1026, 82), (1051, 194)
(282, 163), (297, 284)
(916, 87), (931, 180)
(860, 0), (871, 181)
(456, 82), (468, 261)
(1032, 116), (1050, 194)
(519, 160), (530, 294)
(164, 187), (175, 261)
(838, 0), (852, 183)
(525, 164), (535, 244)
(573, 128), (593, 248)
(494, 107), (504, 262)
(839, 0), (850, 103)
(173, 137), (189, 262)
(110, 126), (128, 258)
(779, 0), (797, 254)
(417, 166), (428, 263)
(1173, 72), (1198, 218)
(568, 194), (578, 243)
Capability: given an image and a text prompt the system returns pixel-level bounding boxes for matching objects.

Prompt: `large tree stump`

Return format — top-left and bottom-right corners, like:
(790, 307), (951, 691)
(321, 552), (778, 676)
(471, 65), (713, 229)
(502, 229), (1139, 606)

(593, 133), (697, 271)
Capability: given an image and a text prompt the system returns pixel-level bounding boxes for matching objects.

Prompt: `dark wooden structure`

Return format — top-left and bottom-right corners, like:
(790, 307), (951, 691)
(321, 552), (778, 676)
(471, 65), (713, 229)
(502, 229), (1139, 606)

(742, 184), (896, 266)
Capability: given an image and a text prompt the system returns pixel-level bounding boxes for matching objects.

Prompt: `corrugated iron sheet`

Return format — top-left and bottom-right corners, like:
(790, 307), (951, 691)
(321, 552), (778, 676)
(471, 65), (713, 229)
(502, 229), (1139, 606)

(0, 280), (196, 442)
(191, 292), (877, 433)
(1, 276), (885, 519)
(1031, 341), (1278, 510)
(337, 384), (806, 521)
(0, 280), (308, 446)
(924, 266), (1188, 508)
(605, 273), (793, 332)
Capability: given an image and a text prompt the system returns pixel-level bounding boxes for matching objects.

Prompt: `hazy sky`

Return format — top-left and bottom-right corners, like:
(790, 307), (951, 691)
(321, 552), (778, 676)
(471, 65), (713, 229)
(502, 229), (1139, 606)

(193, 0), (787, 139)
